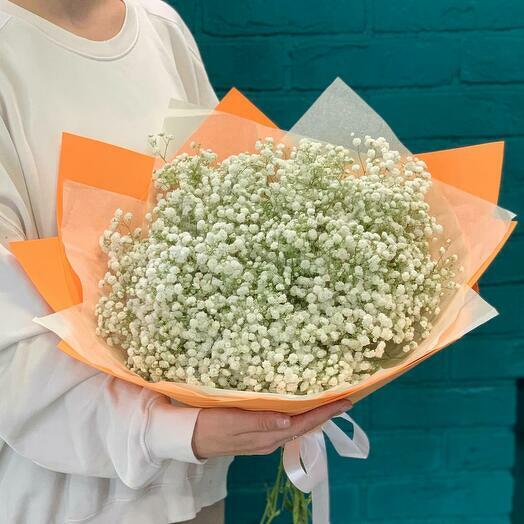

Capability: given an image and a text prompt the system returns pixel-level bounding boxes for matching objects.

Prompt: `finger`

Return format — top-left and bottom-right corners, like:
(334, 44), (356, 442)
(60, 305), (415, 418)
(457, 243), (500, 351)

(232, 432), (279, 454)
(227, 409), (292, 435)
(250, 445), (281, 456)
(235, 445), (281, 456)
(235, 429), (293, 453)
(236, 398), (353, 451)
(284, 399), (352, 440)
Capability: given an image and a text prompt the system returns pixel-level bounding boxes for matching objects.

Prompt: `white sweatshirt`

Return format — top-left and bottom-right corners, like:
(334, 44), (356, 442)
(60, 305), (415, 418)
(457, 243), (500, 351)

(0, 1), (232, 523)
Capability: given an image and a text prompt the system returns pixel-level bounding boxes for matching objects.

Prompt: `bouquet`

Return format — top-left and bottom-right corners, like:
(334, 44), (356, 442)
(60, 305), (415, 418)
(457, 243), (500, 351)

(11, 80), (516, 524)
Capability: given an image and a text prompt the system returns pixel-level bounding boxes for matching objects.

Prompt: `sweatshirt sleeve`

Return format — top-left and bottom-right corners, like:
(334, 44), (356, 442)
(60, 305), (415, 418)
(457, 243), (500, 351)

(0, 112), (206, 487)
(0, 118), (37, 246)
(141, 0), (218, 108)
(0, 245), (205, 489)
(176, 16), (218, 108)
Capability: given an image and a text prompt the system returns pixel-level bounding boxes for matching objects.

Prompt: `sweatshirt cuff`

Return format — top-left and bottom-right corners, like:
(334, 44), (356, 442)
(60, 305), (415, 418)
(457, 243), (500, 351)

(146, 397), (206, 465)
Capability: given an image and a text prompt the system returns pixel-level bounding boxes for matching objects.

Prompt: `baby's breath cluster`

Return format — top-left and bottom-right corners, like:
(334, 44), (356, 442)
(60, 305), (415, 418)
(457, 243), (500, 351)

(95, 135), (460, 394)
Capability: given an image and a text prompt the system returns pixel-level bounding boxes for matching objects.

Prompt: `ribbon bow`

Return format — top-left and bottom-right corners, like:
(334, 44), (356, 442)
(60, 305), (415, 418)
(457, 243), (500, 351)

(283, 413), (370, 524)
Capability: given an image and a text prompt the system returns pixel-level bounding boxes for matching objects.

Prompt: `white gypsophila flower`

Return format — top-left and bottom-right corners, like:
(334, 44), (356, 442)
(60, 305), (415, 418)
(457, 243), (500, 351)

(95, 136), (460, 395)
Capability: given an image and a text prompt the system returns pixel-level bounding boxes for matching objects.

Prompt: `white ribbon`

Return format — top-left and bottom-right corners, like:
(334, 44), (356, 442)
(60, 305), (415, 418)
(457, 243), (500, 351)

(283, 413), (369, 524)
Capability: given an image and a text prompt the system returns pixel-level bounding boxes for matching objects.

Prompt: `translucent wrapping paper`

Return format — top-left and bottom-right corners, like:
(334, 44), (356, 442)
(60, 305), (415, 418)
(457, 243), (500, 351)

(11, 80), (516, 414)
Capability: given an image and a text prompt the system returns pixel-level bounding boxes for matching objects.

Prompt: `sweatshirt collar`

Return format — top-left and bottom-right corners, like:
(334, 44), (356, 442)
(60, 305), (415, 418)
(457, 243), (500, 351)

(0, 0), (139, 60)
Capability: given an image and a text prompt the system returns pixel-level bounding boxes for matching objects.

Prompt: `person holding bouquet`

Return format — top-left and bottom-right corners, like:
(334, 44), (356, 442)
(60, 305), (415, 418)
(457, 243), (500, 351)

(0, 0), (352, 523)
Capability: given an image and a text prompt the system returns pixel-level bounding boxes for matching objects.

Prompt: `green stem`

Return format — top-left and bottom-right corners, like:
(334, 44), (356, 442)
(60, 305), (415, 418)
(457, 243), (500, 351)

(287, 477), (311, 524)
(260, 449), (312, 524)
(259, 450), (286, 524)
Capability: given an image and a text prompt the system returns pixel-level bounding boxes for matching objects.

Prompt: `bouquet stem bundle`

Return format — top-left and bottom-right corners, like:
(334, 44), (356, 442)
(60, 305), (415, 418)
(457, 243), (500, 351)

(261, 449), (311, 524)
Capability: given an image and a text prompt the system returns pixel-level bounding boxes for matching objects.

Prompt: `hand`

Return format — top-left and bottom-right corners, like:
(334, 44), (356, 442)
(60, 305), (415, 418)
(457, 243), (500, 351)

(191, 398), (352, 459)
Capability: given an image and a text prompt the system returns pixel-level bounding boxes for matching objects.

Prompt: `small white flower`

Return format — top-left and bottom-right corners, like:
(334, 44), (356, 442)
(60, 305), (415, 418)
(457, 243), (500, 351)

(96, 135), (455, 395)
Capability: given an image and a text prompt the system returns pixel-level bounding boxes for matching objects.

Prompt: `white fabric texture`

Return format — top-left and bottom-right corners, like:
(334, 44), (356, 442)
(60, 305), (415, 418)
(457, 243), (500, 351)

(0, 0), (232, 522)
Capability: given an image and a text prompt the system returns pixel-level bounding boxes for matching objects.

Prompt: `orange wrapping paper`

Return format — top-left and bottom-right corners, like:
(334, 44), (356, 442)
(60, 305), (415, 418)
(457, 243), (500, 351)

(10, 89), (516, 414)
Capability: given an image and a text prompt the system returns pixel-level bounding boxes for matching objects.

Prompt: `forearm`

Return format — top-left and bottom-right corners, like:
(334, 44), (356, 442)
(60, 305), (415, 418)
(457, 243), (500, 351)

(0, 246), (203, 489)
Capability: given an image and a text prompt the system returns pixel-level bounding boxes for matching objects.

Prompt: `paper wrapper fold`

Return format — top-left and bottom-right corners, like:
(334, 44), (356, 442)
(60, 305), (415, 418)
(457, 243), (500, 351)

(11, 80), (516, 414)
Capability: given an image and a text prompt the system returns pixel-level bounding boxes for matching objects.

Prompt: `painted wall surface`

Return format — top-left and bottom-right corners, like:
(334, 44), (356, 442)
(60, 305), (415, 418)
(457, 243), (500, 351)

(169, 2), (524, 522)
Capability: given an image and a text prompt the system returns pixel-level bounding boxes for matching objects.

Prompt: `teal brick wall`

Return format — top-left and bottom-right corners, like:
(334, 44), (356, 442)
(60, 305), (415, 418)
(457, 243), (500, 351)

(169, 1), (524, 522)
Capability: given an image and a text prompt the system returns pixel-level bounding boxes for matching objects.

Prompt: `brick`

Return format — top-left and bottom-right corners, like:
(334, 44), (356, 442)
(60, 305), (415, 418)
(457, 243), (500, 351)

(451, 336), (524, 379)
(228, 453), (280, 488)
(328, 484), (361, 522)
(360, 517), (510, 524)
(249, 93), (317, 130)
(370, 382), (516, 428)
(167, 0), (199, 32)
(364, 87), (524, 139)
(225, 488), (269, 524)
(407, 137), (482, 154)
(371, 0), (524, 32)
(203, 0), (365, 35)
(479, 234), (524, 286)
(446, 428), (515, 470)
(462, 33), (524, 83)
(344, 397), (372, 429)
(469, 520), (511, 524)
(329, 429), (442, 480)
(497, 179), (524, 218)
(473, 284), (524, 336)
(200, 41), (287, 90)
(398, 347), (448, 382)
(501, 137), (524, 185)
(365, 471), (513, 519)
(291, 37), (460, 89)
